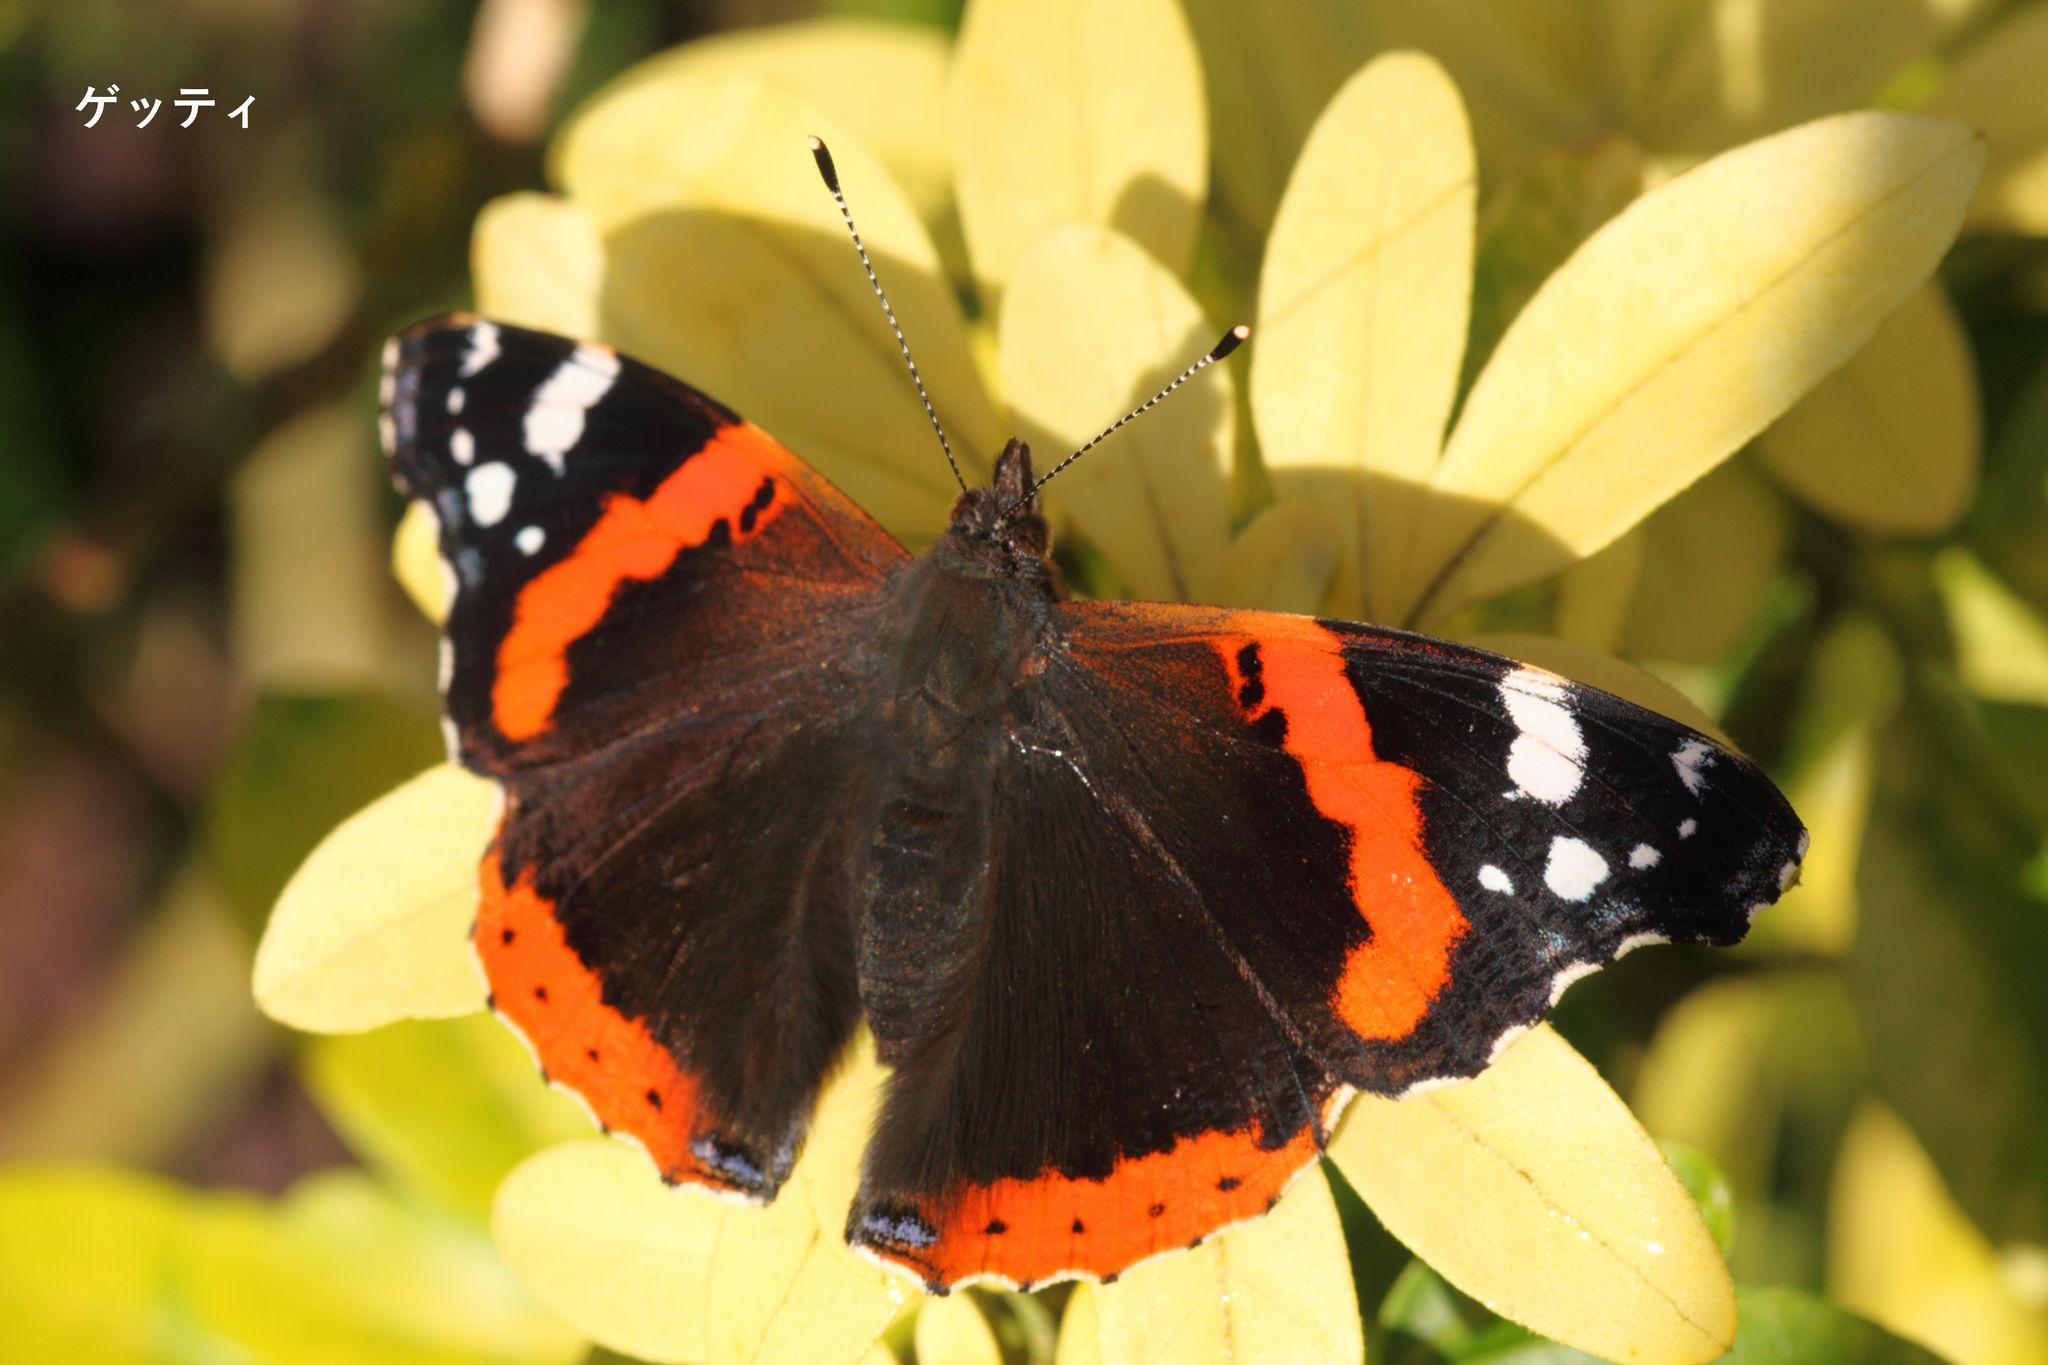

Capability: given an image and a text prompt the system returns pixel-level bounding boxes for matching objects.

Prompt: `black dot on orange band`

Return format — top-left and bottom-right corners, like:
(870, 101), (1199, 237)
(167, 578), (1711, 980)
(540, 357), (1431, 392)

(501, 928), (515, 944)
(1147, 1202), (1166, 1218)
(1071, 1217), (1085, 1234)
(586, 1047), (599, 1062)
(533, 985), (548, 1002)
(983, 1219), (1007, 1236)
(1218, 1175), (1242, 1191)
(645, 1089), (662, 1109)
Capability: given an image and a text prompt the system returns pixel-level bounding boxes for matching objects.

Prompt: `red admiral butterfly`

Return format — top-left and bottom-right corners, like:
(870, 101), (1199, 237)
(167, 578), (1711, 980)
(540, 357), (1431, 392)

(382, 140), (1805, 1294)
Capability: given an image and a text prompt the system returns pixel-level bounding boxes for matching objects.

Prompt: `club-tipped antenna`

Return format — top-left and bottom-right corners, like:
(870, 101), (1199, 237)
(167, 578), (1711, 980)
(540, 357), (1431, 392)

(1017, 324), (1251, 507)
(809, 135), (966, 494)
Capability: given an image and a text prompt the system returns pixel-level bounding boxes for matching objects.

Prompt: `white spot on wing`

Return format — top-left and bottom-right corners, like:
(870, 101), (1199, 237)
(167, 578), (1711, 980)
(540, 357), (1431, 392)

(447, 387), (466, 415)
(525, 344), (620, 472)
(1478, 864), (1514, 895)
(466, 462), (516, 528)
(1672, 738), (1715, 795)
(516, 525), (545, 555)
(1678, 817), (1698, 839)
(450, 427), (475, 465)
(1544, 836), (1609, 902)
(437, 638), (453, 692)
(1499, 667), (1586, 805)
(1629, 843), (1661, 869)
(460, 321), (501, 377)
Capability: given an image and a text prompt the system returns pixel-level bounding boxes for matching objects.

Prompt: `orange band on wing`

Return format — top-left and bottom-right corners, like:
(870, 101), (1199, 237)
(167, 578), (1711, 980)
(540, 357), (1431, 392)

(475, 851), (722, 1187)
(492, 422), (791, 740)
(895, 1122), (1322, 1289)
(1219, 623), (1468, 1040)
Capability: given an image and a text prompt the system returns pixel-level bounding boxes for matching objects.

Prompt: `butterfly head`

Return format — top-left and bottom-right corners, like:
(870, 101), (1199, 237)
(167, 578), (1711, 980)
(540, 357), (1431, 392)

(947, 438), (1051, 563)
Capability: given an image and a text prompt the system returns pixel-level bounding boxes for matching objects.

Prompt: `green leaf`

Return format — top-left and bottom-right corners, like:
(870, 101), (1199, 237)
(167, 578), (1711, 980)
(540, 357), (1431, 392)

(208, 690), (445, 941)
(1723, 1287), (1948, 1364)
(304, 1013), (591, 1222)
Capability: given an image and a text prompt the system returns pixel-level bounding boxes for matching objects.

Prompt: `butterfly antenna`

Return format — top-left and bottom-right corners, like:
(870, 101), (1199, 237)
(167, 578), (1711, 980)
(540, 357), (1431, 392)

(1021, 324), (1250, 504)
(809, 136), (966, 494)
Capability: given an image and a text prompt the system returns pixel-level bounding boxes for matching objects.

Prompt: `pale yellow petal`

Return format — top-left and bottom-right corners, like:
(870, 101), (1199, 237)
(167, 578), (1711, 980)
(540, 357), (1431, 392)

(252, 764), (494, 1032)
(1208, 500), (1343, 615)
(495, 1040), (912, 1365)
(1466, 632), (1729, 743)
(1754, 284), (1978, 533)
(1058, 1164), (1362, 1364)
(471, 192), (604, 337)
(556, 74), (999, 540)
(1253, 52), (1474, 624)
(705, 1037), (916, 1363)
(1552, 529), (1646, 656)
(1622, 460), (1790, 666)
(392, 502), (448, 623)
(1934, 547), (2048, 707)
(1330, 1025), (1735, 1364)
(1830, 1104), (2048, 1365)
(606, 19), (954, 225)
(1398, 113), (1984, 627)
(1929, 4), (2048, 235)
(998, 224), (1232, 601)
(493, 1140), (722, 1364)
(913, 1295), (1004, 1365)
(952, 0), (1206, 295)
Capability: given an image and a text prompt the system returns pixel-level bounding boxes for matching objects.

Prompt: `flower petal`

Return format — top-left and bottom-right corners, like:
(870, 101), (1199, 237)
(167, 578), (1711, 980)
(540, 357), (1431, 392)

(493, 1140), (722, 1364)
(1397, 112), (1984, 626)
(706, 1037), (914, 1363)
(952, 0), (1206, 295)
(304, 1014), (591, 1221)
(602, 19), (955, 227)
(494, 1037), (916, 1365)
(998, 223), (1232, 601)
(472, 192), (605, 337)
(1054, 1163), (1361, 1363)
(913, 1296), (1004, 1365)
(252, 764), (494, 1032)
(556, 73), (999, 540)
(1253, 52), (1474, 623)
(1929, 3), (2048, 235)
(1830, 1104), (2048, 1363)
(1754, 284), (1978, 534)
(1621, 460), (1790, 666)
(1329, 1025), (1736, 1364)
(1934, 548), (2048, 707)
(1209, 499), (1343, 614)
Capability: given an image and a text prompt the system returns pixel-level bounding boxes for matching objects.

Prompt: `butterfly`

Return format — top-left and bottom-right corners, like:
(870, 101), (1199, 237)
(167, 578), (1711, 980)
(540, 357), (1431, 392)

(380, 141), (1806, 1295)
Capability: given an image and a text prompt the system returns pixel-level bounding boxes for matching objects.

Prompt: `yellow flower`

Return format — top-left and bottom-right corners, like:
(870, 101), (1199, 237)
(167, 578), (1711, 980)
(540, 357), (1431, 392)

(262, 3), (1982, 1361)
(1187, 0), (2043, 660)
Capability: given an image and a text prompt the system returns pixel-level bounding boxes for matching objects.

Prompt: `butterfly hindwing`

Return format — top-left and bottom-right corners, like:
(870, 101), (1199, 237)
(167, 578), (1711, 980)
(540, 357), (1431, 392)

(385, 315), (909, 1201)
(847, 599), (1804, 1290)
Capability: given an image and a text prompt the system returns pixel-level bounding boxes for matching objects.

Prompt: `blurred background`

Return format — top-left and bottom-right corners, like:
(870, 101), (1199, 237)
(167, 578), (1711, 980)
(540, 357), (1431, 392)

(2, 1), (2046, 1362)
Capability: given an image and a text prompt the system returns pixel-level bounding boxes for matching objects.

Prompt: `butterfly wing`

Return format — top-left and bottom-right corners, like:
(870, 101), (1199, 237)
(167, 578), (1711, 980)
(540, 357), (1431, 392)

(386, 314), (907, 773)
(386, 315), (909, 1199)
(848, 601), (1804, 1290)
